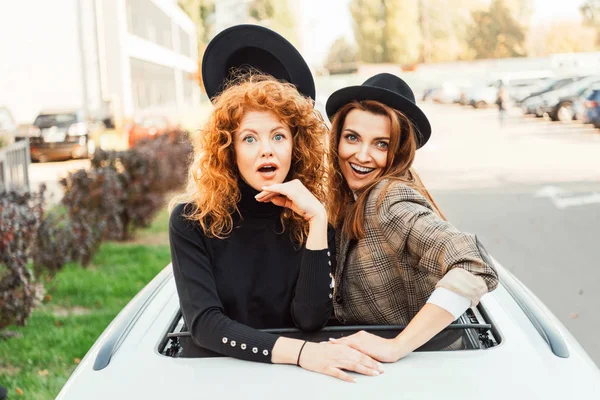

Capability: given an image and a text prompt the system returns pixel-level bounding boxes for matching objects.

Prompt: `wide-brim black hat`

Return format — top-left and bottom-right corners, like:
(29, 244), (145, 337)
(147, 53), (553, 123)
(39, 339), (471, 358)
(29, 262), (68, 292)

(202, 24), (316, 102)
(326, 73), (431, 148)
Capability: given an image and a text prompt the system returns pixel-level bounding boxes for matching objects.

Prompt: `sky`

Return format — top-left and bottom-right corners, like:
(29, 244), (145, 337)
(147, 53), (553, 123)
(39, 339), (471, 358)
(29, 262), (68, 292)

(299, 0), (590, 66)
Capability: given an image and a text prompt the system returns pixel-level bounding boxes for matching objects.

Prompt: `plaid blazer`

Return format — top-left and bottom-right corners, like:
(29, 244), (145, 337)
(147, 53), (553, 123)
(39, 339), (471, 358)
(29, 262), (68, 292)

(333, 180), (498, 325)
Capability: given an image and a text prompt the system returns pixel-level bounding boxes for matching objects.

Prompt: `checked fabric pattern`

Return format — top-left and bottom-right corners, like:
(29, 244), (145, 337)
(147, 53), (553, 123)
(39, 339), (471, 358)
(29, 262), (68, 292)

(333, 180), (499, 326)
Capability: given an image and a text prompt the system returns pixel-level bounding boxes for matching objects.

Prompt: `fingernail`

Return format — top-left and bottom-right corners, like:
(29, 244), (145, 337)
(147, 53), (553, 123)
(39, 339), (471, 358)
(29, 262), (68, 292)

(372, 370), (379, 376)
(329, 337), (337, 341)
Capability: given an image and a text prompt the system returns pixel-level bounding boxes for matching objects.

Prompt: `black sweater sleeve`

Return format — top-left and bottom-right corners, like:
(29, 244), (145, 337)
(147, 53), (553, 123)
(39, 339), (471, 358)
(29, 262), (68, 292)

(169, 205), (279, 363)
(290, 226), (336, 331)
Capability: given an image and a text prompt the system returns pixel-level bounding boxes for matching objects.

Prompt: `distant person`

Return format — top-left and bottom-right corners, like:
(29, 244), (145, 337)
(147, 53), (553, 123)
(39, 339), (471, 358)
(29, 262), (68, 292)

(324, 73), (499, 361)
(169, 24), (382, 383)
(496, 84), (508, 127)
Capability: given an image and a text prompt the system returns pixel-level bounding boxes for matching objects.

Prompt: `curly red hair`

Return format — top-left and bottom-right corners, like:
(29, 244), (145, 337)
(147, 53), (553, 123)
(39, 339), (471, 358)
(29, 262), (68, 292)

(171, 74), (328, 244)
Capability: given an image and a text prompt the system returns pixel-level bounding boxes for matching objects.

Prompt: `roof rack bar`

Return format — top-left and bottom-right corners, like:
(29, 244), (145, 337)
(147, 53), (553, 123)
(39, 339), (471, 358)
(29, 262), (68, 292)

(498, 266), (570, 358)
(167, 323), (492, 339)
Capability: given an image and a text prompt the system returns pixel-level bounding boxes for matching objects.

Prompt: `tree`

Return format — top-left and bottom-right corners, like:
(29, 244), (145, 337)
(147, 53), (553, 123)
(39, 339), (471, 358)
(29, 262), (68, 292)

(466, 0), (527, 59)
(384, 0), (422, 65)
(581, 0), (600, 46)
(178, 0), (215, 49)
(248, 0), (298, 46)
(350, 0), (421, 65)
(350, 0), (386, 63)
(325, 37), (359, 74)
(527, 21), (597, 56)
(419, 0), (486, 62)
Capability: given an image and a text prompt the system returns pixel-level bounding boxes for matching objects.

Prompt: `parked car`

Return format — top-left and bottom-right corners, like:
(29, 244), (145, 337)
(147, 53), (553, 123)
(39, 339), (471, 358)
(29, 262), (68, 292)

(537, 76), (600, 121)
(430, 83), (462, 104)
(553, 84), (600, 122)
(0, 106), (17, 148)
(468, 73), (554, 109)
(583, 89), (600, 128)
(56, 260), (600, 399)
(125, 114), (178, 148)
(18, 109), (103, 162)
(520, 76), (584, 114)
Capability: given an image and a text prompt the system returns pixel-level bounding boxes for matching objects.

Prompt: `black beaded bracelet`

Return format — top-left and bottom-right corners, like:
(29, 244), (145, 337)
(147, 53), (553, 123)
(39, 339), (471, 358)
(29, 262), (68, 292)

(296, 341), (308, 366)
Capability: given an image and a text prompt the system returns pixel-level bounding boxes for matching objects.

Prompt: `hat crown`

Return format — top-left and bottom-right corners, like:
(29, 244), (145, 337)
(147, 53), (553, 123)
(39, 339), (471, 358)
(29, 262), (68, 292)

(363, 73), (416, 104)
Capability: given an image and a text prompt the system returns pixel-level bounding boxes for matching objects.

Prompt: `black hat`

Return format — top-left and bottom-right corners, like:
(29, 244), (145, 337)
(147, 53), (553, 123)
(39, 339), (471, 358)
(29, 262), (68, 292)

(202, 24), (316, 102)
(325, 73), (431, 148)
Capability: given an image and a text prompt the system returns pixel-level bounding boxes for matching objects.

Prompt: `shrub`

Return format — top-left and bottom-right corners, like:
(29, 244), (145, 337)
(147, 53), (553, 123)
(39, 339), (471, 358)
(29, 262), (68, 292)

(0, 185), (46, 330)
(139, 129), (193, 193)
(91, 148), (164, 240)
(59, 129), (192, 244)
(59, 166), (125, 257)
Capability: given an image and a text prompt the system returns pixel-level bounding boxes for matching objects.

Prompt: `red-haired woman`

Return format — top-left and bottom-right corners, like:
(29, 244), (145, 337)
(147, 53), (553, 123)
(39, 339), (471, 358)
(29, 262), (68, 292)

(169, 75), (382, 382)
(324, 73), (499, 362)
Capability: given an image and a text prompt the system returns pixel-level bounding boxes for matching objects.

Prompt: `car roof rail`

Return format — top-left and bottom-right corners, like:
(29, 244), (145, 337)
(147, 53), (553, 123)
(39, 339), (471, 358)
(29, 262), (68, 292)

(498, 266), (570, 358)
(93, 265), (173, 371)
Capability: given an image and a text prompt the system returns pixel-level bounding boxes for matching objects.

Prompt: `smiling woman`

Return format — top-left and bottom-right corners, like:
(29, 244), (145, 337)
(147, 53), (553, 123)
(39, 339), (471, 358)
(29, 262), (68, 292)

(325, 73), (499, 362)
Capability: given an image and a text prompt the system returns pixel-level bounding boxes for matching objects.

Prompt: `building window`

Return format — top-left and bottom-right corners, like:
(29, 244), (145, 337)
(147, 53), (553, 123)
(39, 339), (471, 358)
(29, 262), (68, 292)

(179, 27), (192, 58)
(127, 0), (173, 50)
(131, 58), (176, 110)
(180, 70), (196, 106)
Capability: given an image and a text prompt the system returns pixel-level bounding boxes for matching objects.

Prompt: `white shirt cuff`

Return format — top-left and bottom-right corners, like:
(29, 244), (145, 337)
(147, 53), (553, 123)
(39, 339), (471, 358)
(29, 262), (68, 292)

(426, 287), (471, 320)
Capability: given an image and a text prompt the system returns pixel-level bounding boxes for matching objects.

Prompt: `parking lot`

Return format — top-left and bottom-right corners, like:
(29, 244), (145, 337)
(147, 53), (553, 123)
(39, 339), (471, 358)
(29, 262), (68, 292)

(416, 102), (600, 365)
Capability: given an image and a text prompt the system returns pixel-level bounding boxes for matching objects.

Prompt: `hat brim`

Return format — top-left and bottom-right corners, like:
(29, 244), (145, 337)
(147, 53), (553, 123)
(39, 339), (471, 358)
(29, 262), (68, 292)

(325, 86), (431, 148)
(202, 24), (316, 102)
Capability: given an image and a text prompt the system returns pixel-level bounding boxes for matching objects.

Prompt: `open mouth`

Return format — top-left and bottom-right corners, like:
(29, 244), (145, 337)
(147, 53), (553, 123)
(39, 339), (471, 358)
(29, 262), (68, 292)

(350, 163), (375, 175)
(257, 162), (278, 177)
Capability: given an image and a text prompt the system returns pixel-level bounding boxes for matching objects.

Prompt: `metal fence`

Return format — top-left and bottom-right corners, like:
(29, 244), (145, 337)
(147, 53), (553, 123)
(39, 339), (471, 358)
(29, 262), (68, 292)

(0, 140), (30, 191)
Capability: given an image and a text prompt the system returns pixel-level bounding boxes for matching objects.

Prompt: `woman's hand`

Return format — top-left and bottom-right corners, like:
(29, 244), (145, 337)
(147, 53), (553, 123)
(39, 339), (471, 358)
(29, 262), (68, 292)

(329, 331), (407, 363)
(298, 342), (384, 383)
(255, 179), (326, 223)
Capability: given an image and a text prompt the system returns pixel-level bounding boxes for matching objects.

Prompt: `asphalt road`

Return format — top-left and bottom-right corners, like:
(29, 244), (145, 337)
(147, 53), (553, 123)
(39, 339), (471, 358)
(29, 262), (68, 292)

(29, 102), (600, 365)
(416, 103), (600, 366)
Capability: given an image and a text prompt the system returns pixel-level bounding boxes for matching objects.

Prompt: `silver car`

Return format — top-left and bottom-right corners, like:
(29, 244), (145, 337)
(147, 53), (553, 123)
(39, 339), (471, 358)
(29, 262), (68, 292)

(56, 261), (600, 399)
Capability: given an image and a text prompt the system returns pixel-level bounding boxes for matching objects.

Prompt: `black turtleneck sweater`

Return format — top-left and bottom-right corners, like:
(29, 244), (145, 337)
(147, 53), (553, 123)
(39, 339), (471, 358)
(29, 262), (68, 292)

(169, 182), (335, 363)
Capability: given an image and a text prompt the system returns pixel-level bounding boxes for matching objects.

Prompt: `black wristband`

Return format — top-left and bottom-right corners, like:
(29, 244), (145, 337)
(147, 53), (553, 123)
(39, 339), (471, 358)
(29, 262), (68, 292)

(296, 341), (308, 366)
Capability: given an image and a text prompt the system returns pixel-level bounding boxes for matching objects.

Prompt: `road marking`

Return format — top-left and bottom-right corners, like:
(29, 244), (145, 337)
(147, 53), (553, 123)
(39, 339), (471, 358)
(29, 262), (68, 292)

(534, 185), (600, 209)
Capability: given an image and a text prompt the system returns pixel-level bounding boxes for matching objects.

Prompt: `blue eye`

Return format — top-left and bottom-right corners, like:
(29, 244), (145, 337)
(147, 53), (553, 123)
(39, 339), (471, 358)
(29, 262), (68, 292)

(345, 134), (358, 142)
(376, 141), (389, 150)
(273, 133), (285, 141)
(243, 136), (256, 144)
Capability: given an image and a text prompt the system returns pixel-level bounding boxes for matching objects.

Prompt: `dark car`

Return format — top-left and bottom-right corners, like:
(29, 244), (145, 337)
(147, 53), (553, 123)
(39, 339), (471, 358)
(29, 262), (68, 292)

(548, 81), (600, 122)
(583, 89), (600, 129)
(22, 110), (102, 162)
(519, 76), (583, 110)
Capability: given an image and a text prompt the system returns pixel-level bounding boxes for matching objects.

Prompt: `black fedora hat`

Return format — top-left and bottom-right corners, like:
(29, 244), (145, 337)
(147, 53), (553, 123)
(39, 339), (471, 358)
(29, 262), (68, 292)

(202, 24), (316, 102)
(326, 73), (431, 148)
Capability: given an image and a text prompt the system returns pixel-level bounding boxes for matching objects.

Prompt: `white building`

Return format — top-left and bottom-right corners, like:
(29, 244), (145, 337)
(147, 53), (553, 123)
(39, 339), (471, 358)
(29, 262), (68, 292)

(0, 0), (200, 127)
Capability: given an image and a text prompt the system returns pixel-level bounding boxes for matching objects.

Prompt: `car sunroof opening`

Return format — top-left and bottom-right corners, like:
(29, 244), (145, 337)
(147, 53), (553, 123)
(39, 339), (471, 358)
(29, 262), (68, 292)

(159, 305), (500, 358)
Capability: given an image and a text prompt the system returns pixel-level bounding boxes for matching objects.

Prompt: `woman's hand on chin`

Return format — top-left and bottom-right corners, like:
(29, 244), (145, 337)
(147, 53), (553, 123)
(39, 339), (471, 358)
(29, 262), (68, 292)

(329, 331), (407, 363)
(298, 342), (384, 383)
(255, 179), (326, 223)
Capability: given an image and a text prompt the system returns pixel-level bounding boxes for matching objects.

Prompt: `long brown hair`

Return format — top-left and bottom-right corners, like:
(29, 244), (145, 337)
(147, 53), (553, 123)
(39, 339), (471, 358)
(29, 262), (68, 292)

(326, 100), (445, 240)
(170, 74), (328, 245)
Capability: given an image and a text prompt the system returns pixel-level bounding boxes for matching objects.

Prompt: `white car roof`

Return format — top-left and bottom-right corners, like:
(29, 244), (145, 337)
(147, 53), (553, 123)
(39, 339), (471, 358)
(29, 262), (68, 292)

(57, 263), (600, 399)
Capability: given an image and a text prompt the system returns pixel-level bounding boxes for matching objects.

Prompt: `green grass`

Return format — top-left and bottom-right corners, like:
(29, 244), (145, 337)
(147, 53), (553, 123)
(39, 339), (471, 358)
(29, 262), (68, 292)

(0, 209), (172, 399)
